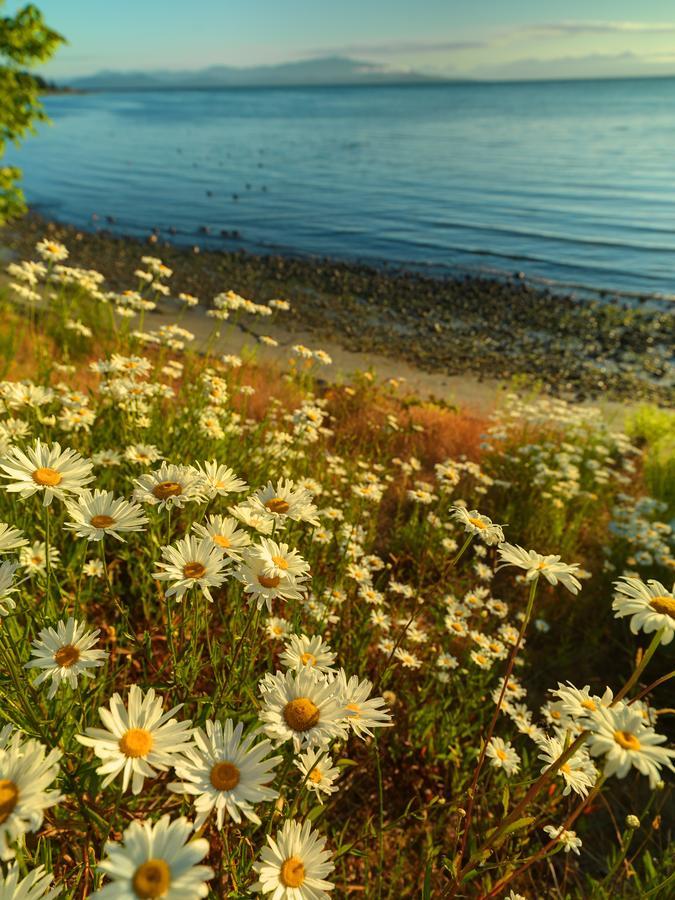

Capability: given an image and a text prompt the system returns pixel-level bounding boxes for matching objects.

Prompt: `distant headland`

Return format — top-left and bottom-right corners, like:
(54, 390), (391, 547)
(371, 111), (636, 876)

(64, 56), (448, 90)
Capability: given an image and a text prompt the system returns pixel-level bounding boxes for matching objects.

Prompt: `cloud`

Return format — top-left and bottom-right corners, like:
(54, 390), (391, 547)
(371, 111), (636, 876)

(512, 20), (675, 39)
(307, 21), (675, 61)
(307, 39), (486, 57)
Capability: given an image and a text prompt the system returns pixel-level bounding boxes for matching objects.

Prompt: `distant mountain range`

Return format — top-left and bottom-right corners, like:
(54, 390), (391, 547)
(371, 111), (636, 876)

(67, 56), (445, 90)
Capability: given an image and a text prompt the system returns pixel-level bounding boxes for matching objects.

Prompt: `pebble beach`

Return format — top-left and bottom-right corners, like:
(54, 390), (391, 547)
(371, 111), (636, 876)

(4, 212), (674, 406)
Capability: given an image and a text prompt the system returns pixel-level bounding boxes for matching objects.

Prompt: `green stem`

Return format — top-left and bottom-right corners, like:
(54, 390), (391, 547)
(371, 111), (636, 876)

(613, 628), (665, 706)
(454, 577), (539, 879)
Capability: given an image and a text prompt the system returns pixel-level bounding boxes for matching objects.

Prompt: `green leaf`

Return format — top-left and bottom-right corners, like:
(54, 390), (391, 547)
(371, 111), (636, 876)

(422, 856), (434, 899)
(502, 784), (510, 816)
(486, 817), (535, 849)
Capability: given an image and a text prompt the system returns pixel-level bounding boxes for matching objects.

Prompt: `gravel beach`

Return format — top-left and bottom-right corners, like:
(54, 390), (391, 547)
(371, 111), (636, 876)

(3, 212), (674, 406)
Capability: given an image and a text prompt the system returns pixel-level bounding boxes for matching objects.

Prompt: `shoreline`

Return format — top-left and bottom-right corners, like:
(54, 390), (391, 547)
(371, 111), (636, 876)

(3, 211), (674, 406)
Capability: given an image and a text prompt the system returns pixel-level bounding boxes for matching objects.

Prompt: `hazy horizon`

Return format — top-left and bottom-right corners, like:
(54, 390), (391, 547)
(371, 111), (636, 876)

(13, 0), (675, 84)
(58, 58), (675, 88)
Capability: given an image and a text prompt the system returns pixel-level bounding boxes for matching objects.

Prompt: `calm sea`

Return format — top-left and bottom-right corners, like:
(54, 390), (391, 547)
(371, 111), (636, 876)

(8, 79), (675, 297)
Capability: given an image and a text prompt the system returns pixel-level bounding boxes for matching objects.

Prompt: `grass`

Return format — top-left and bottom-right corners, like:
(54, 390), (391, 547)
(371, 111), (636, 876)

(0, 241), (672, 898)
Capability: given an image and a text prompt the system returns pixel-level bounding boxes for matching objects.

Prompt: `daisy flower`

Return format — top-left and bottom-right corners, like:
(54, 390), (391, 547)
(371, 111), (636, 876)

(394, 648), (422, 669)
(132, 462), (205, 510)
(94, 815), (213, 898)
(258, 669), (349, 751)
(486, 737), (521, 776)
(252, 819), (335, 899)
(451, 507), (505, 545)
(537, 733), (597, 797)
(0, 523), (27, 554)
(335, 670), (393, 739)
(543, 825), (582, 855)
(91, 449), (122, 467)
(153, 535), (230, 603)
(169, 719), (280, 828)
(280, 635), (337, 676)
(497, 543), (582, 595)
(612, 576), (675, 645)
(247, 479), (320, 527)
(0, 863), (60, 899)
(294, 748), (340, 802)
(266, 617), (290, 640)
(64, 489), (149, 542)
(76, 685), (194, 794)
(228, 503), (274, 535)
(470, 650), (493, 671)
(0, 560), (18, 617)
(191, 514), (251, 561)
(19, 542), (60, 577)
(585, 702), (675, 788)
(194, 460), (248, 498)
(0, 439), (94, 506)
(24, 617), (108, 699)
(235, 546), (308, 613)
(445, 616), (468, 638)
(549, 682), (613, 724)
(256, 538), (311, 582)
(83, 559), (104, 578)
(124, 443), (163, 465)
(36, 238), (68, 262)
(0, 734), (62, 860)
(437, 652), (458, 671)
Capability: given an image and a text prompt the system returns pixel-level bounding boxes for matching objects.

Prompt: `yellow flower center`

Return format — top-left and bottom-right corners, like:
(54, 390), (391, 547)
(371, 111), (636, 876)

(550, 711), (562, 720)
(258, 574), (281, 589)
(284, 697), (320, 732)
(213, 535), (231, 548)
(649, 595), (675, 617)
(496, 749), (507, 761)
(451, 622), (463, 633)
(468, 517), (487, 529)
(309, 768), (323, 783)
(279, 857), (305, 888)
(265, 497), (290, 515)
(152, 481), (182, 500)
(561, 763), (571, 775)
(32, 467), (62, 487)
(271, 555), (289, 570)
(54, 644), (80, 667)
(132, 860), (171, 899)
(0, 780), (19, 824)
(581, 699), (597, 711)
(91, 514), (116, 529)
(272, 626), (284, 635)
(614, 730), (641, 751)
(210, 761), (240, 791)
(346, 702), (361, 717)
(119, 728), (153, 758)
(300, 652), (317, 666)
(183, 562), (206, 579)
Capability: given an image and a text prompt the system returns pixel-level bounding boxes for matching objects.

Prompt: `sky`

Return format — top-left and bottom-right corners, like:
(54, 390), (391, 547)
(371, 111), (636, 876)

(11, 0), (675, 81)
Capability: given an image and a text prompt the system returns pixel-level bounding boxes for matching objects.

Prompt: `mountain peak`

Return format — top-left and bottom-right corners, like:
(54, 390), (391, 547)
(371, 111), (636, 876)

(67, 56), (439, 90)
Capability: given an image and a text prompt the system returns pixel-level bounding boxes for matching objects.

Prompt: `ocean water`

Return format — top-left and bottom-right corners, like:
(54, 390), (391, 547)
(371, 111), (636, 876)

(7, 79), (675, 297)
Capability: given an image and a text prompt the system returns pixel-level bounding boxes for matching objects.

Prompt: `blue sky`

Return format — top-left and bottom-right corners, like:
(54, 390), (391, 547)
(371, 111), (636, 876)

(12, 0), (675, 80)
